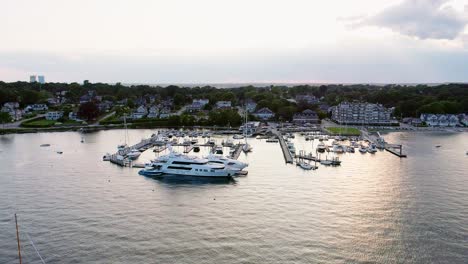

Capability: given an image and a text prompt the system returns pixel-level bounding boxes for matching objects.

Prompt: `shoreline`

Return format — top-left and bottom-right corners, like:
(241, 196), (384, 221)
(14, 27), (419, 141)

(1, 124), (467, 135)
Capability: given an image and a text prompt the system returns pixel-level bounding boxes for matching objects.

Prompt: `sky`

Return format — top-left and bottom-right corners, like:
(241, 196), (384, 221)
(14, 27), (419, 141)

(1, 0), (468, 84)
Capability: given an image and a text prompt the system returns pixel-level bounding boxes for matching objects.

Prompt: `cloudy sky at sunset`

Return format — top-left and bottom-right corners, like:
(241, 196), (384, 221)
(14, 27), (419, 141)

(1, 0), (468, 84)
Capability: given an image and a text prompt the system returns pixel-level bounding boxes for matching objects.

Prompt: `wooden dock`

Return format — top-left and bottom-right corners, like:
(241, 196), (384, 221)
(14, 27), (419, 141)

(230, 143), (244, 160)
(183, 145), (194, 153)
(273, 130), (293, 163)
(385, 144), (407, 158)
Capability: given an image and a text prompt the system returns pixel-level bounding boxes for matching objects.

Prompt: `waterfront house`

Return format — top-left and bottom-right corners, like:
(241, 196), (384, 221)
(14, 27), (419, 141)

(187, 99), (209, 113)
(253, 107), (275, 120)
(216, 101), (232, 109)
(1, 102), (22, 121)
(98, 101), (113, 112)
(147, 106), (159, 118)
(458, 114), (468, 127)
(46, 111), (63, 120)
(186, 102), (204, 113)
(402, 117), (423, 126)
(438, 115), (448, 127)
(448, 115), (459, 127)
(68, 112), (82, 121)
(293, 109), (319, 125)
(130, 106), (148, 119)
(159, 107), (171, 119)
(420, 113), (460, 127)
(25, 104), (48, 112)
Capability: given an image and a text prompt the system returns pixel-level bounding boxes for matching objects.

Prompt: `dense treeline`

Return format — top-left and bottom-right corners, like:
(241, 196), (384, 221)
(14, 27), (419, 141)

(0, 81), (467, 118)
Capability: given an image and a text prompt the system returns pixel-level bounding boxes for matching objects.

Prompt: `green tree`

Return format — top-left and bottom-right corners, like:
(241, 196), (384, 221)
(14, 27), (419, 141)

(0, 112), (12, 124)
(78, 102), (100, 121)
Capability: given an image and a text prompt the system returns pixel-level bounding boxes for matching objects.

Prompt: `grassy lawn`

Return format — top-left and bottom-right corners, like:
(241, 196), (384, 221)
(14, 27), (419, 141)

(21, 118), (56, 128)
(326, 127), (361, 136)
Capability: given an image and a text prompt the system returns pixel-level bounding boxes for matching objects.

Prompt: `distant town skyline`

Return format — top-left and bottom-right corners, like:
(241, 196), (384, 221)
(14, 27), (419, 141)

(1, 0), (468, 83)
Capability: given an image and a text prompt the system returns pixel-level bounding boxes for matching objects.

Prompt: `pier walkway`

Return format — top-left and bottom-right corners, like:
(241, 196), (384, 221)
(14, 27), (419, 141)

(230, 143), (244, 160)
(361, 129), (407, 158)
(272, 130), (293, 163)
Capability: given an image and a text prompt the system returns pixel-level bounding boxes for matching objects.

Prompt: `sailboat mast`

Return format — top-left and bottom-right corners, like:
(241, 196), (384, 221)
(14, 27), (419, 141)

(15, 214), (22, 264)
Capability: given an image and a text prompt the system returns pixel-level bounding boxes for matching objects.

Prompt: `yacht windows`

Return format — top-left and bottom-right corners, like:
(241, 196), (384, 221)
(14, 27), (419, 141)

(167, 166), (192, 170)
(172, 161), (207, 165)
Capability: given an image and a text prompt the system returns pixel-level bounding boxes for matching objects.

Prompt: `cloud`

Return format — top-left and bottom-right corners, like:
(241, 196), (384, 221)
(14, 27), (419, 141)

(351, 0), (468, 40)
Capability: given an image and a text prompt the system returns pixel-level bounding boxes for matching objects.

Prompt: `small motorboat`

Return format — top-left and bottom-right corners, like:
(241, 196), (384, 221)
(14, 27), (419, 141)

(435, 145), (441, 148)
(215, 146), (223, 154)
(57, 151), (63, 154)
(40, 144), (51, 147)
(297, 162), (317, 170)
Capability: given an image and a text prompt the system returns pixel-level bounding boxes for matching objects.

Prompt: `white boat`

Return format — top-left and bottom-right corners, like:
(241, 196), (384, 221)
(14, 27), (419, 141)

(242, 143), (252, 153)
(214, 146), (223, 154)
(223, 139), (234, 147)
(332, 144), (345, 153)
(316, 142), (326, 153)
(117, 144), (127, 151)
(233, 134), (245, 140)
(139, 150), (239, 178)
(118, 115), (129, 152)
(103, 153), (111, 161)
(287, 142), (296, 155)
(266, 137), (279, 143)
(204, 153), (249, 171)
(359, 145), (368, 153)
(242, 106), (253, 153)
(297, 161), (317, 170)
(127, 149), (141, 160)
(367, 144), (377, 154)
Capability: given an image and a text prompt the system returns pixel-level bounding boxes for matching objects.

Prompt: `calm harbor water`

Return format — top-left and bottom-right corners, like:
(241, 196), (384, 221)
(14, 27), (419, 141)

(0, 130), (467, 263)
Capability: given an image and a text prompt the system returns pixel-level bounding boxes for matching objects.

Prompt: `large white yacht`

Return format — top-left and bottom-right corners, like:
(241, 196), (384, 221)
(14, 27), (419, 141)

(139, 150), (239, 178)
(204, 153), (248, 171)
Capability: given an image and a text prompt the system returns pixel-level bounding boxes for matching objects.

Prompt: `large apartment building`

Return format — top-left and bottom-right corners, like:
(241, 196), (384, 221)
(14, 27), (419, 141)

(331, 102), (397, 125)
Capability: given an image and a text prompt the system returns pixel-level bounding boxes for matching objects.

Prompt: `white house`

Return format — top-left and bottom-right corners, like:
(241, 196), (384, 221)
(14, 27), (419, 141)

(420, 113), (460, 127)
(130, 105), (148, 119)
(147, 106), (159, 118)
(458, 114), (468, 126)
(193, 99), (209, 106)
(216, 101), (232, 109)
(159, 107), (171, 119)
(1, 102), (22, 121)
(253, 107), (275, 120)
(26, 104), (48, 111)
(68, 112), (82, 121)
(46, 111), (63, 120)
